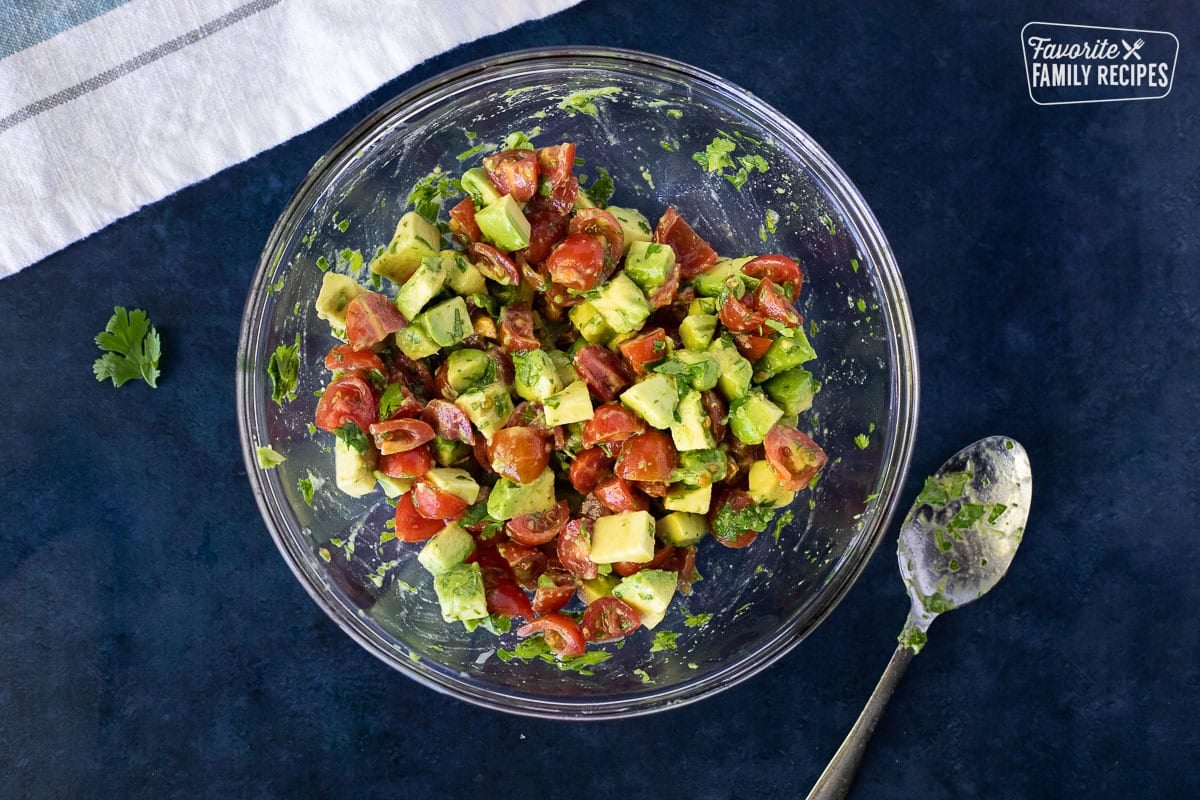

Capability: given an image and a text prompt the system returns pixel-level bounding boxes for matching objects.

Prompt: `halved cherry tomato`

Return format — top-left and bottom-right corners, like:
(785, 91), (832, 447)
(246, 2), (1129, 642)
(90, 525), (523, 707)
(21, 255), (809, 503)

(377, 443), (433, 478)
(471, 242), (520, 285)
(422, 399), (474, 444)
(496, 541), (548, 590)
(593, 476), (649, 513)
(483, 148), (539, 203)
(614, 431), (678, 483)
(664, 545), (699, 592)
(536, 143), (576, 188)
(557, 519), (598, 579)
(345, 292), (407, 350)
(708, 489), (761, 549)
(613, 543), (676, 577)
(546, 232), (608, 291)
(517, 613), (586, 658)
(573, 344), (632, 402)
(448, 197), (482, 245)
(368, 418), (435, 455)
(388, 350), (435, 399)
(410, 479), (469, 521)
(506, 500), (570, 546)
(701, 390), (727, 443)
(498, 303), (541, 352)
(532, 567), (577, 614)
(486, 579), (535, 621)
(315, 376), (378, 433)
(763, 424), (828, 491)
(392, 493), (444, 542)
(718, 293), (767, 334)
(654, 207), (718, 278)
(618, 327), (672, 376)
(569, 208), (624, 258)
(489, 426), (550, 484)
(753, 278), (802, 327)
(580, 596), (642, 642)
(519, 210), (569, 265)
(733, 333), (773, 363)
(324, 344), (384, 376)
(742, 253), (803, 287)
(568, 447), (614, 494)
(582, 403), (646, 447)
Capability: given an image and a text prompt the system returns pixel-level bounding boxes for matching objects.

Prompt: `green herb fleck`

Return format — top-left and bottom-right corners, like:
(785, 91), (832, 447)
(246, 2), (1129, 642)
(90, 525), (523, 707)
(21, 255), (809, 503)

(587, 166), (615, 208)
(267, 334), (301, 404)
(558, 87), (621, 117)
(855, 433), (870, 450)
(711, 500), (776, 544)
(297, 471), (319, 506)
(334, 422), (369, 454)
(650, 631), (680, 652)
(255, 446), (285, 469)
(457, 143), (486, 161)
(684, 613), (713, 628)
(634, 668), (653, 684)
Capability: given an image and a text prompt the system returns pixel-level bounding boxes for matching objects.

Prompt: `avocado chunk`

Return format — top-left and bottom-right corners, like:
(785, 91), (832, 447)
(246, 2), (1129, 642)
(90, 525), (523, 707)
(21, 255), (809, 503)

(486, 467), (556, 520)
(691, 256), (750, 298)
(606, 205), (653, 256)
(455, 382), (514, 442)
(542, 380), (595, 427)
(728, 390), (784, 445)
(474, 194), (532, 251)
(659, 350), (719, 392)
(418, 523), (476, 575)
(579, 574), (620, 605)
(670, 448), (728, 488)
(762, 366), (820, 415)
(679, 313), (718, 351)
(431, 436), (471, 467)
(314, 272), (366, 332)
(708, 336), (753, 401)
(657, 511), (709, 547)
(394, 323), (440, 360)
(620, 373), (680, 430)
(623, 241), (677, 293)
(688, 296), (718, 316)
(590, 272), (652, 335)
(445, 348), (495, 394)
(569, 300), (615, 344)
(589, 510), (656, 564)
(547, 349), (579, 386)
(513, 349), (564, 402)
(394, 255), (447, 321)
(373, 472), (413, 498)
(663, 482), (713, 514)
(425, 467), (480, 505)
(433, 562), (489, 623)
(461, 167), (503, 208)
(753, 330), (817, 383)
(441, 250), (488, 296)
(370, 211), (441, 285)
(612, 569), (678, 629)
(334, 436), (377, 497)
(669, 390), (717, 452)
(417, 296), (472, 348)
(748, 460), (796, 508)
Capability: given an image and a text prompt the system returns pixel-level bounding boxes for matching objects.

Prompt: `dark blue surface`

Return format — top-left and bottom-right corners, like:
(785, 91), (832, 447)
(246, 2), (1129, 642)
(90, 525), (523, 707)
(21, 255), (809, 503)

(3, 1), (1197, 797)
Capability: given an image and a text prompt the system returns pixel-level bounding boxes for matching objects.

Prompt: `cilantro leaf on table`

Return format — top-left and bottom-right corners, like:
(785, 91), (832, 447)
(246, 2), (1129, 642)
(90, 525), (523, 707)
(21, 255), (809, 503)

(92, 306), (161, 388)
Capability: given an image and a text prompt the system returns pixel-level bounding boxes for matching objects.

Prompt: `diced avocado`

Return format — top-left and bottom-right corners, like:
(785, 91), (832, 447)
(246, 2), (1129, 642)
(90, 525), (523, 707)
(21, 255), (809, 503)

(688, 296), (719, 316)
(394, 255), (447, 321)
(763, 366), (820, 416)
(418, 523), (476, 575)
(417, 296), (471, 348)
(579, 574), (620, 605)
(334, 437), (377, 497)
(670, 390), (717, 452)
(612, 569), (677, 629)
(748, 460), (796, 508)
(461, 167), (503, 208)
(663, 482), (713, 514)
(542, 380), (595, 427)
(486, 467), (556, 520)
(314, 272), (366, 331)
(661, 350), (719, 392)
(370, 211), (441, 285)
(623, 241), (676, 293)
(691, 256), (750, 298)
(433, 562), (489, 623)
(394, 323), (440, 360)
(670, 448), (728, 488)
(373, 472), (413, 498)
(569, 300), (616, 344)
(728, 390), (784, 445)
(513, 349), (564, 402)
(679, 313), (718, 351)
(590, 272), (652, 335)
(620, 373), (680, 430)
(425, 467), (480, 505)
(753, 330), (818, 383)
(474, 194), (531, 251)
(441, 250), (488, 296)
(606, 206), (653, 256)
(705, 336), (752, 401)
(445, 348), (495, 394)
(547, 349), (579, 386)
(455, 382), (513, 442)
(589, 510), (656, 564)
(657, 511), (709, 547)
(432, 435), (471, 467)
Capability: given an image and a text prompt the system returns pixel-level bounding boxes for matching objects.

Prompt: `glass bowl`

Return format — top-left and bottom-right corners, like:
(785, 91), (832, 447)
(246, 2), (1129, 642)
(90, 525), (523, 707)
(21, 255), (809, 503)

(237, 47), (918, 719)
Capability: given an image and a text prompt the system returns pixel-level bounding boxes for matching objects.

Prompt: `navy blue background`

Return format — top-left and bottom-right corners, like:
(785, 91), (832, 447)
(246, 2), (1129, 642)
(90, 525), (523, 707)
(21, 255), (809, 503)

(3, 1), (1197, 797)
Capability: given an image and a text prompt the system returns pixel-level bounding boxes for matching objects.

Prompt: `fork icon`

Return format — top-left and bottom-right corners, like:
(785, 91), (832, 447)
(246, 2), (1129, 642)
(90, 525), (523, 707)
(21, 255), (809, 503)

(1122, 38), (1145, 61)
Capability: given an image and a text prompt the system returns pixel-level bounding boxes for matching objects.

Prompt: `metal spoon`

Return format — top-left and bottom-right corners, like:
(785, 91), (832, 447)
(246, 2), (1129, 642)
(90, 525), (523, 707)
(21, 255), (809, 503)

(806, 435), (1033, 800)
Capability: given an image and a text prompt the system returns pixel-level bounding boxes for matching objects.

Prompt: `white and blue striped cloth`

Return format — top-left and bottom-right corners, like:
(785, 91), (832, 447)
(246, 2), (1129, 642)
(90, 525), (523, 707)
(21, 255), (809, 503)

(0, 0), (580, 277)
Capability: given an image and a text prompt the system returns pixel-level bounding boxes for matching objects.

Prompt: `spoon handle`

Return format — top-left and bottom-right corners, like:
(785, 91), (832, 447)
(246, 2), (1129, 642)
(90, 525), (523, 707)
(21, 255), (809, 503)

(805, 643), (916, 800)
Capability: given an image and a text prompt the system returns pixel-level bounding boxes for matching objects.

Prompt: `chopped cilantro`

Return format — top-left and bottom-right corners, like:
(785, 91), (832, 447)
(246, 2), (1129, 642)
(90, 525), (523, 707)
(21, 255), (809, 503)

(855, 433), (870, 450)
(558, 87), (621, 117)
(586, 166), (614, 207)
(255, 445), (285, 469)
(334, 422), (369, 453)
(684, 613), (713, 628)
(634, 668), (653, 684)
(502, 130), (537, 150)
(407, 168), (460, 224)
(457, 143), (486, 161)
(915, 470), (972, 508)
(378, 383), (408, 418)
(710, 499), (776, 544)
(650, 631), (679, 652)
(772, 509), (794, 544)
(92, 306), (162, 389)
(267, 334), (301, 404)
(297, 471), (320, 506)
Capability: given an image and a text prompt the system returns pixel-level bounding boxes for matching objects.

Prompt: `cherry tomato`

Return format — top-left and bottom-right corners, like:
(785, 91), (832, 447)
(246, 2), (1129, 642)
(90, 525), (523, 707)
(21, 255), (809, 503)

(471, 242), (520, 285)
(368, 418), (436, 455)
(614, 431), (678, 483)
(483, 148), (539, 203)
(613, 543), (676, 577)
(518, 210), (569, 264)
(557, 519), (598, 579)
(536, 143), (576, 188)
(498, 303), (541, 352)
(701, 390), (727, 443)
(580, 596), (642, 642)
(388, 350), (435, 399)
(532, 567), (577, 614)
(733, 333), (773, 363)
(517, 613), (586, 658)
(345, 292), (407, 350)
(506, 500), (570, 546)
(568, 447), (614, 494)
(489, 426), (550, 484)
(647, 257), (682, 309)
(569, 208), (624, 258)
(708, 489), (760, 549)
(718, 293), (767, 334)
(664, 545), (699, 591)
(410, 479), (469, 521)
(378, 382), (424, 421)
(582, 403), (646, 448)
(742, 253), (803, 287)
(392, 493), (444, 542)
(593, 476), (650, 513)
(421, 399), (475, 444)
(573, 344), (632, 402)
(377, 443), (433, 478)
(496, 542), (548, 590)
(324, 344), (384, 376)
(486, 579), (535, 621)
(546, 232), (608, 291)
(315, 376), (378, 433)
(654, 207), (718, 279)
(448, 197), (482, 245)
(617, 327), (672, 376)
(753, 278), (802, 327)
(763, 424), (828, 491)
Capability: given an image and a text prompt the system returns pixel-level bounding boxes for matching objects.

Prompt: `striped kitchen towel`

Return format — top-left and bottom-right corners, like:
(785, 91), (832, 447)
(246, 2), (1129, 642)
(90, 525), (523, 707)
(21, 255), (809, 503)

(0, 0), (581, 278)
